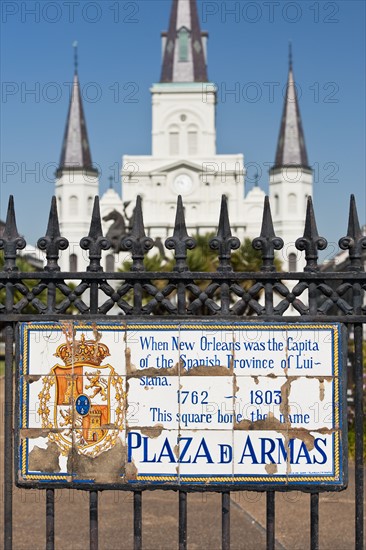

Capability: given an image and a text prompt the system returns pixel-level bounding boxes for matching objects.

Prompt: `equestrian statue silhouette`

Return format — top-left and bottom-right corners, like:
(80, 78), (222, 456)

(103, 203), (166, 258)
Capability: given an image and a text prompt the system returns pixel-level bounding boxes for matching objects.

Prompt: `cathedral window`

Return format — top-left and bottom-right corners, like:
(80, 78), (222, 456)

(69, 195), (78, 215)
(288, 193), (297, 212)
(274, 194), (279, 215)
(87, 196), (93, 216)
(178, 28), (189, 62)
(188, 131), (198, 155)
(288, 253), (297, 272)
(169, 132), (179, 155)
(70, 254), (77, 272)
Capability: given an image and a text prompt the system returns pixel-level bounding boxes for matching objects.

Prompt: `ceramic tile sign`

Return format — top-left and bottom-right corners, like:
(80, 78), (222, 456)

(16, 321), (347, 489)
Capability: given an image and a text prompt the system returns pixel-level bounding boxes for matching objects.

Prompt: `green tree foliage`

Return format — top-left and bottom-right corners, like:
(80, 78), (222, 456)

(232, 238), (282, 273)
(120, 235), (281, 274)
(119, 235), (282, 311)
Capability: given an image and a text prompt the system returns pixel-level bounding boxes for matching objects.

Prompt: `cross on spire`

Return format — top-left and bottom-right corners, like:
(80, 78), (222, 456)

(73, 40), (78, 73)
(288, 41), (292, 70)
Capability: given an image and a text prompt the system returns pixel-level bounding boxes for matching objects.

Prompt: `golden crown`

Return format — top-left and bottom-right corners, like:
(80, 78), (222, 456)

(55, 334), (110, 366)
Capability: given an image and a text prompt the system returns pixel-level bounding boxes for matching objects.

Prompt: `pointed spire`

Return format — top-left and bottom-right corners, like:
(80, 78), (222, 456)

(0, 196), (26, 271)
(295, 197), (327, 271)
(339, 195), (366, 271)
(80, 197), (110, 272)
(120, 196), (154, 271)
(57, 44), (97, 176)
(209, 195), (240, 272)
(165, 195), (196, 272)
(37, 197), (69, 271)
(252, 197), (284, 272)
(272, 47), (310, 170)
(160, 0), (208, 83)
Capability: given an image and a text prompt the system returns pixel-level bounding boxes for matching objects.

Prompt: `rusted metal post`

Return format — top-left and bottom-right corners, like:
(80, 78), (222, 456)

(222, 491), (230, 550)
(46, 489), (55, 550)
(179, 490), (187, 550)
(134, 491), (142, 550)
(266, 491), (275, 550)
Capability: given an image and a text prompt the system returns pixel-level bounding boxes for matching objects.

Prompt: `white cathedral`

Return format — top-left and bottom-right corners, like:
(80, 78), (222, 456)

(55, 0), (312, 272)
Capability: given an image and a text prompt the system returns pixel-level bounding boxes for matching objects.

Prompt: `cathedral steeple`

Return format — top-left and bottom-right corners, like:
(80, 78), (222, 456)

(57, 43), (97, 176)
(55, 43), (99, 272)
(272, 46), (310, 170)
(160, 0), (208, 83)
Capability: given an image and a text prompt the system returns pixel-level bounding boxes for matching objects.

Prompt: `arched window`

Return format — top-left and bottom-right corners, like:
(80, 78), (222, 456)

(69, 196), (78, 216)
(274, 194), (279, 215)
(288, 193), (297, 212)
(169, 131), (179, 155)
(178, 28), (189, 61)
(70, 254), (77, 272)
(88, 196), (93, 216)
(58, 197), (62, 217)
(105, 254), (115, 272)
(188, 131), (198, 155)
(288, 253), (297, 272)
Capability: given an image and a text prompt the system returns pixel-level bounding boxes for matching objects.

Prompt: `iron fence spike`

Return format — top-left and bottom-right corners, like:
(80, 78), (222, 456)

(80, 196), (111, 272)
(120, 196), (154, 271)
(4, 195), (22, 241)
(0, 195), (26, 271)
(339, 194), (366, 271)
(347, 194), (361, 241)
(45, 196), (61, 239)
(252, 196), (283, 272)
(38, 197), (68, 272)
(131, 195), (145, 238)
(296, 196), (327, 272)
(303, 196), (320, 241)
(217, 195), (231, 239)
(210, 195), (240, 272)
(260, 196), (275, 239)
(89, 196), (103, 238)
(173, 195), (189, 239)
(165, 196), (196, 272)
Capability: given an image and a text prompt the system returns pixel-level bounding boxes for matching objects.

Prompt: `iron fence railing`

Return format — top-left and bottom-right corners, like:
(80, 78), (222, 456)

(0, 193), (365, 550)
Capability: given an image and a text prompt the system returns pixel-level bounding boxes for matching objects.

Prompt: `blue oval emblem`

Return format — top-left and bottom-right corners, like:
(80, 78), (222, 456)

(75, 394), (90, 416)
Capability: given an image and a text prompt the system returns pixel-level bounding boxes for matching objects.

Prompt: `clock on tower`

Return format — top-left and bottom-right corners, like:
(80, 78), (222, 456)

(172, 173), (194, 195)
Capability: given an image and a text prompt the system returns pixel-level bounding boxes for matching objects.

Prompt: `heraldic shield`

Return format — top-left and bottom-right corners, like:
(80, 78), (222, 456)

(38, 332), (125, 458)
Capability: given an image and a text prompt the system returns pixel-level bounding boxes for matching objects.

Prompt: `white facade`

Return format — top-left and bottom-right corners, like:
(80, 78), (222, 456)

(56, 169), (99, 271)
(121, 81), (265, 241)
(269, 167), (313, 271)
(56, 0), (313, 273)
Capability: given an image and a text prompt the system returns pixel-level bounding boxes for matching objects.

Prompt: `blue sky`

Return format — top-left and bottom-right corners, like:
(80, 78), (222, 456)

(1, 0), (365, 258)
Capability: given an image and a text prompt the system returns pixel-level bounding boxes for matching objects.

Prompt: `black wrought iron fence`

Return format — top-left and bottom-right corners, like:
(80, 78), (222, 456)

(0, 193), (364, 550)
